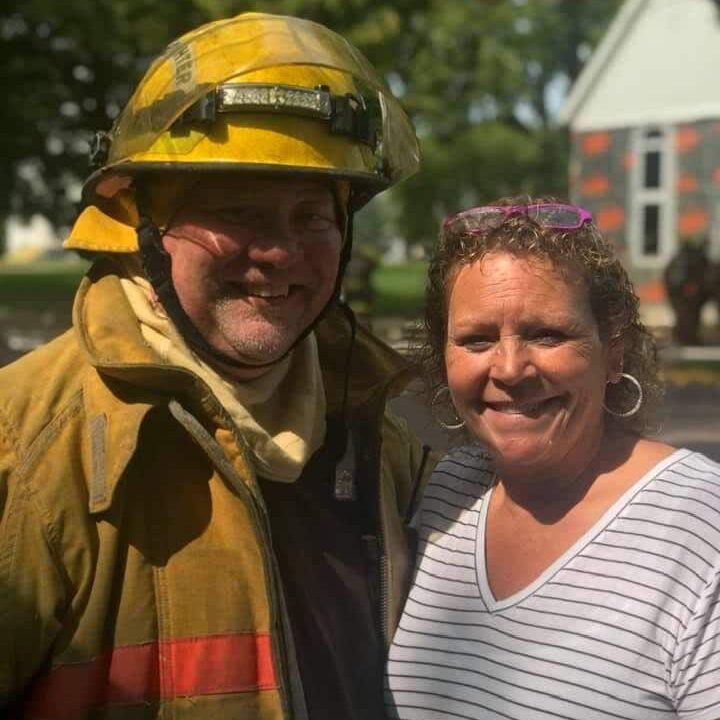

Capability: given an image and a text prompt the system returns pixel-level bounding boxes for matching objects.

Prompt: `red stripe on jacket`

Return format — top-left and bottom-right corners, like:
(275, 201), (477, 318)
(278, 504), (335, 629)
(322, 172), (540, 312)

(24, 633), (276, 719)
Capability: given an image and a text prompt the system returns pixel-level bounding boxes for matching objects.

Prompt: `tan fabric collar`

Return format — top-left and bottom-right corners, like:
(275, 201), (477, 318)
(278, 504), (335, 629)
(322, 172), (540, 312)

(116, 257), (326, 482)
(74, 259), (414, 405)
(70, 258), (415, 509)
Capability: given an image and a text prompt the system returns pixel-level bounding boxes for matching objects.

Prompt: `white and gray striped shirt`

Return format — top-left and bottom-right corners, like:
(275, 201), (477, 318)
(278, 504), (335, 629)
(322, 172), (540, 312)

(385, 446), (720, 719)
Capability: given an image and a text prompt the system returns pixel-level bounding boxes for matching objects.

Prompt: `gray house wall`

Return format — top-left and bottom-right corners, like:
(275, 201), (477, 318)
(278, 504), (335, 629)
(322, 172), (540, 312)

(570, 120), (720, 289)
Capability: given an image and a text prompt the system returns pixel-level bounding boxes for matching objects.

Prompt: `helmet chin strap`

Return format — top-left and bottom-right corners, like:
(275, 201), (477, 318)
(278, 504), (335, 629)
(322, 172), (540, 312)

(136, 216), (277, 371)
(134, 182), (355, 374)
(135, 186), (358, 470)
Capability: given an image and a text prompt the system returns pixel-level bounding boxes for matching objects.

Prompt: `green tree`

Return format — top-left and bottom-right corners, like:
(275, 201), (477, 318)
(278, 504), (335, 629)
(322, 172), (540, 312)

(0, 0), (204, 251)
(385, 0), (623, 245)
(0, 0), (622, 254)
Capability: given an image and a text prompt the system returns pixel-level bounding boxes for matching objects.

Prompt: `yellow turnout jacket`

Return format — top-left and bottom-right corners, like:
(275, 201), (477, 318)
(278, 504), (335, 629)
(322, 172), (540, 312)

(0, 262), (431, 719)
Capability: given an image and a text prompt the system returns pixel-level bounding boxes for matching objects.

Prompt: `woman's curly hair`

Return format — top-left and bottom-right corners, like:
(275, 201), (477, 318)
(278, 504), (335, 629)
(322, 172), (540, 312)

(421, 196), (663, 435)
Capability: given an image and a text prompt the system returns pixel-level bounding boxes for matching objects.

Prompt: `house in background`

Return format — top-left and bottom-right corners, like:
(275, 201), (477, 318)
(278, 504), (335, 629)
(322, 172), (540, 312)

(560, 0), (720, 319)
(3, 215), (58, 262)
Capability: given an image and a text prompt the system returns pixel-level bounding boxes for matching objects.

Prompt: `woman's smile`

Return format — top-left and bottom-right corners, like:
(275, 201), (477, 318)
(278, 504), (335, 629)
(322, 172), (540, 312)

(482, 395), (563, 418)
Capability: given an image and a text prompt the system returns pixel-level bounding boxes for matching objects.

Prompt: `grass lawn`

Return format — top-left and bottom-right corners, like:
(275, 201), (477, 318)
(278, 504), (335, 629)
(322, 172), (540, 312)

(0, 260), (90, 310)
(372, 261), (428, 318)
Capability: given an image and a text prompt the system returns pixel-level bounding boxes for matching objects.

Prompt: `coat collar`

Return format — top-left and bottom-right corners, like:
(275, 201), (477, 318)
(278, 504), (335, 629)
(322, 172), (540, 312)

(74, 261), (417, 511)
(77, 260), (416, 407)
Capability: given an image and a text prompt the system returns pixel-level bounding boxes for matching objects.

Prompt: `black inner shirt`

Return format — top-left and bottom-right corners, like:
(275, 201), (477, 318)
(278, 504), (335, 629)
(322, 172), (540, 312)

(258, 428), (386, 720)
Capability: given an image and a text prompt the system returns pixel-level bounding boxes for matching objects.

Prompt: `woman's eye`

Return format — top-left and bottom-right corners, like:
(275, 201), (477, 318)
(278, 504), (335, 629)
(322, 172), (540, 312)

(459, 336), (493, 351)
(533, 329), (566, 345)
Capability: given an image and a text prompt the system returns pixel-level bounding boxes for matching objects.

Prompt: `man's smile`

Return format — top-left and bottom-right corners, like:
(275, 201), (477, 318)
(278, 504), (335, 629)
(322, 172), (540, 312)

(224, 281), (306, 300)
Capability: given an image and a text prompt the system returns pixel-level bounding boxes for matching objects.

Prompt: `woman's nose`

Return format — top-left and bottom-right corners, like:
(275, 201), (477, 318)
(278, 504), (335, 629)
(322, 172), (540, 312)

(488, 337), (537, 384)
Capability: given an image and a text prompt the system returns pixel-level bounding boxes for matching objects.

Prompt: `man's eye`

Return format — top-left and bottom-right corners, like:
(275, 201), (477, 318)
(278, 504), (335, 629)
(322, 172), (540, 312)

(300, 213), (336, 231)
(213, 209), (257, 224)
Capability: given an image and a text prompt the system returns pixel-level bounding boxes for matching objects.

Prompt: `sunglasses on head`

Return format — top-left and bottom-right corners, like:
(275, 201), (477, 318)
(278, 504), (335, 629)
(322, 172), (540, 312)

(442, 203), (594, 237)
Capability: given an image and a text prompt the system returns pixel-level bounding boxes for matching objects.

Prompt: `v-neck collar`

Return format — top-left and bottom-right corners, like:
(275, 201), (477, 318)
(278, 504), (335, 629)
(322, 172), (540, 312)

(475, 448), (692, 612)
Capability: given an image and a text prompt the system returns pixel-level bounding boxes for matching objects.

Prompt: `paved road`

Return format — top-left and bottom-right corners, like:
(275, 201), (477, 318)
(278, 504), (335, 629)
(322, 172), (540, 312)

(390, 382), (720, 462)
(657, 384), (720, 460)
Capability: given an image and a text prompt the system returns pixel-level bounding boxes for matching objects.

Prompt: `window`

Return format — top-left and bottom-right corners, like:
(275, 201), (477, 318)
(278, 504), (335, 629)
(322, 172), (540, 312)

(642, 204), (660, 255)
(630, 126), (676, 267)
(644, 150), (661, 189)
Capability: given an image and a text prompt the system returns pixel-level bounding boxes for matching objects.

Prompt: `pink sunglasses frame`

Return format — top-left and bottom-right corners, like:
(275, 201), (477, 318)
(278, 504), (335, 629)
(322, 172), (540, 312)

(442, 203), (594, 233)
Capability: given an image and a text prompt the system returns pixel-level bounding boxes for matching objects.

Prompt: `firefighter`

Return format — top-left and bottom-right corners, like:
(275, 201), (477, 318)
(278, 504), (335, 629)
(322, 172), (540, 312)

(0, 13), (433, 719)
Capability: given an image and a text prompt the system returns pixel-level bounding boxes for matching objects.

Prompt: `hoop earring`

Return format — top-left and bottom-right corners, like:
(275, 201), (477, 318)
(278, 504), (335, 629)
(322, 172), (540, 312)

(431, 386), (465, 430)
(603, 372), (643, 418)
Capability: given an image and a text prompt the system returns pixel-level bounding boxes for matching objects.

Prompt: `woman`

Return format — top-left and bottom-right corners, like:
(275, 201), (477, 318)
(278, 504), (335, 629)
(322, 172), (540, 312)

(385, 200), (720, 719)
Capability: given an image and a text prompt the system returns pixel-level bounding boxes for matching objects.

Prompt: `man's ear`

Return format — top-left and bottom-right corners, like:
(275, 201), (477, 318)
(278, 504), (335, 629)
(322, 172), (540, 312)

(606, 339), (625, 384)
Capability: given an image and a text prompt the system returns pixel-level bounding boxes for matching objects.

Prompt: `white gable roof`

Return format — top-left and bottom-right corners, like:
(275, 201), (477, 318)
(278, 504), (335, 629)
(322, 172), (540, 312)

(560, 0), (720, 131)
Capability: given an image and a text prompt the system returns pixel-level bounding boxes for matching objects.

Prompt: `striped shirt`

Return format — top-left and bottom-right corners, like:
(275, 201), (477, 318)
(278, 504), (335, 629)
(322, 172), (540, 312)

(385, 446), (720, 720)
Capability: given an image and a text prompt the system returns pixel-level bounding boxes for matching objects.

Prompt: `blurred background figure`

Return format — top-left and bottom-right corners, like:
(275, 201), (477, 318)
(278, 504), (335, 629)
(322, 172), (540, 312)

(663, 239), (712, 345)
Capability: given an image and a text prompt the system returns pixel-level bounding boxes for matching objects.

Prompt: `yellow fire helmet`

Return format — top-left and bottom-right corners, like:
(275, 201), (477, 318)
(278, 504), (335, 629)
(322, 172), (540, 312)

(65, 12), (420, 253)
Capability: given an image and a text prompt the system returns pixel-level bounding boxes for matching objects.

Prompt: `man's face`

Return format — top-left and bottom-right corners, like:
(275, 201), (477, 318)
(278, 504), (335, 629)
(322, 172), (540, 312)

(161, 175), (343, 368)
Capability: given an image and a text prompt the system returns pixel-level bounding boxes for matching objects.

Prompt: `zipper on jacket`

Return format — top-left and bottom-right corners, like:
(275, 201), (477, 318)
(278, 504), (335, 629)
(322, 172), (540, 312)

(368, 406), (391, 649)
(378, 447), (394, 650)
(168, 399), (299, 719)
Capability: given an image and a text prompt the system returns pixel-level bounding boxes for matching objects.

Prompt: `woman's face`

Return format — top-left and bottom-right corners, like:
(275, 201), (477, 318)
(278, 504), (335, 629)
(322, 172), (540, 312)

(445, 251), (621, 480)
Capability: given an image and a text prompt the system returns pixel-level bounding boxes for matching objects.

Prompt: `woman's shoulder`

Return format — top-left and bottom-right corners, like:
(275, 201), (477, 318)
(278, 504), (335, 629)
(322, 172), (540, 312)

(646, 446), (720, 479)
(412, 445), (494, 529)
(640, 447), (720, 523)
(612, 436), (720, 504)
(653, 447), (720, 488)
(428, 444), (496, 491)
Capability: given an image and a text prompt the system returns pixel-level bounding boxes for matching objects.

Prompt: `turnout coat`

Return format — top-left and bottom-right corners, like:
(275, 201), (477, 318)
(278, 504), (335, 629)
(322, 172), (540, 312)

(0, 263), (430, 719)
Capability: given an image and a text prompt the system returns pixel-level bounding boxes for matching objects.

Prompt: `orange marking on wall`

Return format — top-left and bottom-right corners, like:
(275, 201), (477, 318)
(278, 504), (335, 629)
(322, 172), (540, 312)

(636, 279), (667, 303)
(581, 132), (611, 156)
(675, 126), (700, 153)
(678, 207), (709, 236)
(596, 205), (625, 232)
(581, 174), (610, 197)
